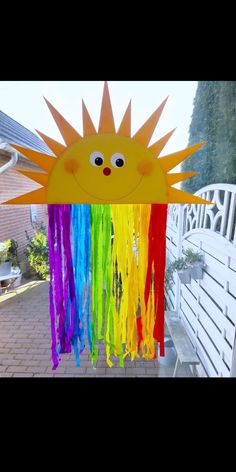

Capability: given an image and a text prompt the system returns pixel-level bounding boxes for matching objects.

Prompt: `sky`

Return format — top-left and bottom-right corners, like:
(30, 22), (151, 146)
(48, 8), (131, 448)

(0, 81), (198, 157)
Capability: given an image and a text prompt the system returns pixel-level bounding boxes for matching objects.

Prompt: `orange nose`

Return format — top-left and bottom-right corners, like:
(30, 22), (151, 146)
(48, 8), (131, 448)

(103, 167), (111, 176)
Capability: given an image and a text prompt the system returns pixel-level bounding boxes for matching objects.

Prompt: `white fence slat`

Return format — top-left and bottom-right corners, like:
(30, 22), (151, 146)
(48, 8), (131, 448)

(180, 297), (197, 333)
(198, 307), (232, 363)
(198, 290), (235, 346)
(221, 191), (230, 236)
(196, 322), (221, 374)
(226, 193), (236, 241)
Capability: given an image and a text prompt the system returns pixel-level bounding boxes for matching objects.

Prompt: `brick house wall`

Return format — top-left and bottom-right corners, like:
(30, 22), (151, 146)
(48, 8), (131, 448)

(0, 152), (48, 272)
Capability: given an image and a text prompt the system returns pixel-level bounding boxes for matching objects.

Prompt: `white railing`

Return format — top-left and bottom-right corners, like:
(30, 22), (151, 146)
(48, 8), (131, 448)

(165, 184), (236, 377)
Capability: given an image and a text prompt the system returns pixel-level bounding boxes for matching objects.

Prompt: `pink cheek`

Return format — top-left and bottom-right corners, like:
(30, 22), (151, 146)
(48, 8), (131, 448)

(137, 161), (154, 176)
(64, 159), (79, 174)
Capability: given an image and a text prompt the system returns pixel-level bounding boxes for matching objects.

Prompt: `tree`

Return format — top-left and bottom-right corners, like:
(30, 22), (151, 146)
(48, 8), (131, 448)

(182, 81), (236, 193)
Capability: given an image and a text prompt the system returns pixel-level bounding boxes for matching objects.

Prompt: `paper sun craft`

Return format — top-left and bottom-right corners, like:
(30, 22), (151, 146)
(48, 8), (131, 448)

(1, 82), (210, 370)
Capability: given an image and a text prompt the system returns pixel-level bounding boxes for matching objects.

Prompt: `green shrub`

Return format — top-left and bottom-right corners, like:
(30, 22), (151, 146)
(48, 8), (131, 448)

(0, 239), (19, 267)
(25, 231), (49, 280)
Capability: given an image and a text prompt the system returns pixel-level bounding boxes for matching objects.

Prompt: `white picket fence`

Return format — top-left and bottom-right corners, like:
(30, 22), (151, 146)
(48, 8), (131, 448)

(165, 183), (236, 377)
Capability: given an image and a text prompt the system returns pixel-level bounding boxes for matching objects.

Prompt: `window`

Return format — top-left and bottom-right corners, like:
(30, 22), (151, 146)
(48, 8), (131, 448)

(30, 204), (37, 223)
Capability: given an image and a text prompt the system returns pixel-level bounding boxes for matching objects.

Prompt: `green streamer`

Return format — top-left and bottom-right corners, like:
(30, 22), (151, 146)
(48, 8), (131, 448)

(90, 204), (114, 363)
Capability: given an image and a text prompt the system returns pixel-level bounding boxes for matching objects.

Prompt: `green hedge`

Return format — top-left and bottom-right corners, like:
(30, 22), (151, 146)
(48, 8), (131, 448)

(182, 81), (236, 193)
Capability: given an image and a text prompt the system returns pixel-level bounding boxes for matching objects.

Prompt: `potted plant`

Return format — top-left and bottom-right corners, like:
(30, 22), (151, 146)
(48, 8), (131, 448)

(8, 239), (21, 287)
(164, 264), (175, 310)
(183, 248), (205, 280)
(165, 264), (175, 292)
(7, 239), (19, 268)
(172, 257), (191, 284)
(0, 239), (21, 288)
(0, 240), (12, 276)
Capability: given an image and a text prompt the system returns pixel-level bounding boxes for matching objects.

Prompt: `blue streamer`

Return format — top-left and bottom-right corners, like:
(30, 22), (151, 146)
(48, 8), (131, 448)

(71, 204), (92, 359)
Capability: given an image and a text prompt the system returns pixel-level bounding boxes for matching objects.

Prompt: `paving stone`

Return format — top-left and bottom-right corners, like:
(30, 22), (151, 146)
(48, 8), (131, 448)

(26, 366), (47, 373)
(0, 359), (21, 366)
(32, 354), (51, 360)
(85, 367), (106, 375)
(33, 373), (54, 377)
(105, 368), (126, 376)
(145, 369), (159, 376)
(65, 367), (86, 374)
(6, 366), (28, 373)
(9, 348), (29, 354)
(125, 367), (146, 375)
(22, 360), (46, 367)
(13, 354), (36, 360)
(53, 373), (85, 377)
(12, 373), (34, 377)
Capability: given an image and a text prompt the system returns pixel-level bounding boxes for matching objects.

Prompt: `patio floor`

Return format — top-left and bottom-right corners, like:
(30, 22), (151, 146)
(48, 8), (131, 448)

(0, 280), (193, 377)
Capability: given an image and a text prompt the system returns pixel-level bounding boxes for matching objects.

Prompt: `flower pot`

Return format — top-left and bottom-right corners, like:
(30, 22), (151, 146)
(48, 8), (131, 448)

(190, 262), (204, 280)
(0, 261), (12, 276)
(178, 268), (191, 284)
(11, 273), (22, 288)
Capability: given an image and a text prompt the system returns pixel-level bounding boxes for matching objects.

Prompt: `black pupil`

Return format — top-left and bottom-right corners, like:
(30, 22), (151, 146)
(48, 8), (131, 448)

(116, 158), (124, 167)
(95, 157), (103, 166)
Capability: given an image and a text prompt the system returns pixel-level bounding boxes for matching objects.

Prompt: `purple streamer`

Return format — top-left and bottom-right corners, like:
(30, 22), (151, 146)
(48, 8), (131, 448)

(62, 205), (76, 346)
(48, 205), (59, 370)
(48, 204), (82, 368)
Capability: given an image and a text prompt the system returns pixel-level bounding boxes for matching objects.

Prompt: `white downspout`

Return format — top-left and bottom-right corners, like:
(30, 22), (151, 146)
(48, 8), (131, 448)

(0, 142), (18, 174)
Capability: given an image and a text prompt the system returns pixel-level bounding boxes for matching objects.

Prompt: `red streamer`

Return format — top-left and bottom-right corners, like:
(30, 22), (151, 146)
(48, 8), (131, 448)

(145, 204), (168, 357)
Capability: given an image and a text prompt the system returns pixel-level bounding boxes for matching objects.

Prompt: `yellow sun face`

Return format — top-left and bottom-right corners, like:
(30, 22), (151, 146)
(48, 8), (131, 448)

(2, 82), (210, 205)
(49, 134), (167, 203)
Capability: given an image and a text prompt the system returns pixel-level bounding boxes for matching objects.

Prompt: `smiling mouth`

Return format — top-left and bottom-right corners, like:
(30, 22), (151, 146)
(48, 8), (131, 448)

(73, 173), (143, 202)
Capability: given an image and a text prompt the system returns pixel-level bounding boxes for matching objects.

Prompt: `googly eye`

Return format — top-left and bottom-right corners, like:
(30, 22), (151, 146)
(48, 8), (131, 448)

(111, 153), (125, 168)
(90, 151), (104, 167)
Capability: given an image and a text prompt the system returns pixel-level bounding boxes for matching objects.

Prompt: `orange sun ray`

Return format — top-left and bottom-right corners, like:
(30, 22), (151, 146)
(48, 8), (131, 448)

(98, 81), (116, 133)
(35, 130), (66, 157)
(168, 187), (211, 204)
(117, 100), (131, 137)
(16, 170), (48, 186)
(9, 144), (55, 173)
(166, 172), (198, 186)
(159, 142), (207, 173)
(44, 98), (82, 146)
(148, 128), (176, 157)
(2, 188), (47, 204)
(133, 97), (168, 147)
(82, 100), (97, 136)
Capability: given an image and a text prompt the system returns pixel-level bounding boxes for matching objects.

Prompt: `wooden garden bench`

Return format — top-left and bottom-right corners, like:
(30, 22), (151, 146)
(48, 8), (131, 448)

(165, 310), (200, 377)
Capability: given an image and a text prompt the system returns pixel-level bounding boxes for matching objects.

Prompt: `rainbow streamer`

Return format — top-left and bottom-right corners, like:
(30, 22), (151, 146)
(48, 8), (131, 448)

(48, 203), (168, 369)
